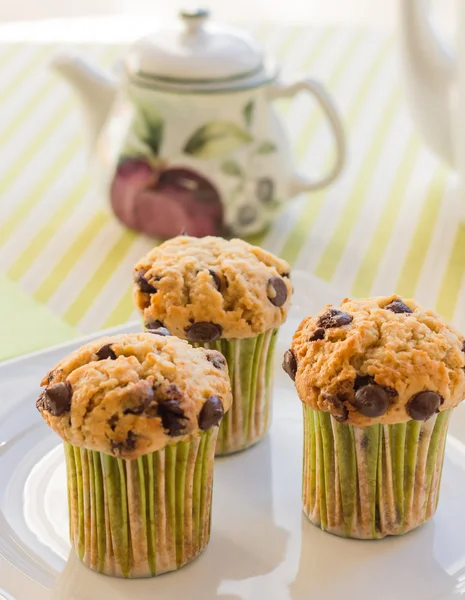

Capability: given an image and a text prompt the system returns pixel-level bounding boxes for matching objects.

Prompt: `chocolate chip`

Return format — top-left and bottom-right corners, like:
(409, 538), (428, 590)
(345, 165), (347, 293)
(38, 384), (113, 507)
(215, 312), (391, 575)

(198, 395), (224, 430)
(354, 384), (390, 418)
(407, 391), (442, 421)
(462, 340), (465, 354)
(46, 370), (55, 384)
(157, 399), (186, 436)
(135, 271), (157, 294)
(282, 349), (297, 381)
(36, 394), (45, 411)
(108, 415), (119, 431)
(96, 344), (117, 360)
(282, 272), (290, 278)
(354, 374), (375, 390)
(148, 327), (170, 337)
(267, 277), (288, 307)
(126, 431), (137, 450)
(209, 270), (221, 291)
(165, 384), (183, 401)
(145, 320), (164, 330)
(186, 322), (222, 343)
(123, 386), (155, 415)
(111, 431), (137, 455)
(385, 299), (412, 314)
(317, 309), (352, 329)
(206, 351), (226, 370)
(323, 394), (348, 422)
(38, 382), (72, 416)
(310, 328), (325, 341)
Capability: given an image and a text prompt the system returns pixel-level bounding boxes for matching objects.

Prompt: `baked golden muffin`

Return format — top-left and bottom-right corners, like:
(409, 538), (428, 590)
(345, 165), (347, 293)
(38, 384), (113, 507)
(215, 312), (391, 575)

(133, 235), (291, 455)
(37, 332), (232, 577)
(283, 296), (465, 539)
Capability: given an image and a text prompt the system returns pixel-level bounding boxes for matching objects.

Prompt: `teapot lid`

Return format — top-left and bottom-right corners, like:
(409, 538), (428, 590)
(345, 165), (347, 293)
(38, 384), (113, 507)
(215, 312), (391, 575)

(125, 9), (266, 87)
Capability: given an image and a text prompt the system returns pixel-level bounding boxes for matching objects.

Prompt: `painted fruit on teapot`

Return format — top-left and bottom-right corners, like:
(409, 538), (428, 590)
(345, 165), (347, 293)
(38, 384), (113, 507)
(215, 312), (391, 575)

(53, 10), (345, 239)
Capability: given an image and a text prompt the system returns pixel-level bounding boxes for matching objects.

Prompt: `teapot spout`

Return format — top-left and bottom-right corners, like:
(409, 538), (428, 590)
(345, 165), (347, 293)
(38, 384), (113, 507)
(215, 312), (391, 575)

(52, 54), (117, 145)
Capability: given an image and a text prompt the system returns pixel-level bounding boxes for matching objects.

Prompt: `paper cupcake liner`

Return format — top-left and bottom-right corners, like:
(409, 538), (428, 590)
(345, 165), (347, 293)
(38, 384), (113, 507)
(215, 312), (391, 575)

(302, 405), (451, 539)
(199, 328), (278, 455)
(64, 428), (217, 577)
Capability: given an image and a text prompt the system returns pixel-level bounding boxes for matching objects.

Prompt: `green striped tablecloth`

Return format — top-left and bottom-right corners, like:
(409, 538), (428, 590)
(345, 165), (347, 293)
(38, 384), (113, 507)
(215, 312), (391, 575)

(0, 25), (461, 361)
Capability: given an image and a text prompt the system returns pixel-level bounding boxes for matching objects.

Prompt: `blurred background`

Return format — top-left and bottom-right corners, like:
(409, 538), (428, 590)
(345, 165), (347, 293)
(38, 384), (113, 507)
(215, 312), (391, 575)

(0, 0), (463, 361)
(0, 0), (457, 30)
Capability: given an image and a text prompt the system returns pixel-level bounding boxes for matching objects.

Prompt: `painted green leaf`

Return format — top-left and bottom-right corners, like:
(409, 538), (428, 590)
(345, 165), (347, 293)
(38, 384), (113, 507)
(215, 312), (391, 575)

(221, 159), (243, 177)
(133, 108), (164, 156)
(256, 140), (277, 154)
(243, 100), (254, 128)
(184, 121), (253, 158)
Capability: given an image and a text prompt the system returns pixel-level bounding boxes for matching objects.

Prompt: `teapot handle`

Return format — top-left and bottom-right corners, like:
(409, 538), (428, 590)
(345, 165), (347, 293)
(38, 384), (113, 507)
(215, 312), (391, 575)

(270, 78), (346, 194)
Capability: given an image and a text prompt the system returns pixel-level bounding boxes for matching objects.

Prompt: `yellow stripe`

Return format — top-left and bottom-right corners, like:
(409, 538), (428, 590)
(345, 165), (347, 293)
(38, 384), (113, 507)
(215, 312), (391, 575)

(280, 38), (393, 265)
(314, 89), (401, 281)
(0, 43), (23, 71)
(34, 210), (110, 304)
(0, 135), (83, 245)
(296, 31), (365, 157)
(0, 79), (57, 146)
(436, 224), (465, 320)
(0, 100), (75, 195)
(7, 177), (90, 280)
(275, 26), (304, 59)
(300, 28), (338, 70)
(280, 190), (327, 264)
(396, 165), (449, 297)
(345, 37), (393, 122)
(278, 29), (337, 121)
(63, 229), (138, 327)
(0, 45), (51, 105)
(0, 46), (118, 186)
(351, 136), (421, 297)
(103, 284), (134, 329)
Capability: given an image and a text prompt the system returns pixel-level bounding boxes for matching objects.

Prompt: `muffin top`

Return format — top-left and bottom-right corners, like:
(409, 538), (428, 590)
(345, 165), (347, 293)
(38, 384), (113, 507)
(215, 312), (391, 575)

(132, 235), (291, 340)
(36, 332), (232, 458)
(283, 296), (465, 426)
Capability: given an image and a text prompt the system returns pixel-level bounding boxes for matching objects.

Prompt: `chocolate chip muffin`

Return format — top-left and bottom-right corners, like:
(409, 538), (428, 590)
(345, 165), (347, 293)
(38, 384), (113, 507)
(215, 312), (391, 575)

(283, 295), (465, 539)
(37, 332), (232, 577)
(133, 235), (291, 455)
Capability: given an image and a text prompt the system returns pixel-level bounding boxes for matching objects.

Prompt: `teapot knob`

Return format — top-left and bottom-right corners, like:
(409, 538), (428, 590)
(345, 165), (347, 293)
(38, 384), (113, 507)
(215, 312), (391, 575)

(180, 8), (210, 35)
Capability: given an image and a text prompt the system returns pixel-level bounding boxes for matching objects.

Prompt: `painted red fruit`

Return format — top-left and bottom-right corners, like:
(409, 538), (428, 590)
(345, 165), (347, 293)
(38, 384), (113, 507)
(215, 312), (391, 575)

(110, 160), (223, 239)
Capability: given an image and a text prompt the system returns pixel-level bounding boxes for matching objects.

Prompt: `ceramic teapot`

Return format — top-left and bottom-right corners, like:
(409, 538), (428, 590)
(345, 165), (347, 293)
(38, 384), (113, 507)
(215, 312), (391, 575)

(399, 1), (463, 173)
(53, 10), (345, 239)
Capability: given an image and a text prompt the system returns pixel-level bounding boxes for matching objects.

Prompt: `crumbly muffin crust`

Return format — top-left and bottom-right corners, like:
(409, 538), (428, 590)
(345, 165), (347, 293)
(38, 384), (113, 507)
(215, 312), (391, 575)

(37, 332), (232, 458)
(132, 235), (291, 340)
(283, 296), (465, 426)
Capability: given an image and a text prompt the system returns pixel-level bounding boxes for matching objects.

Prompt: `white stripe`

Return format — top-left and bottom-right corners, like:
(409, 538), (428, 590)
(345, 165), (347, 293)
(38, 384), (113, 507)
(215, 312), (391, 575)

(0, 151), (86, 268)
(264, 31), (369, 255)
(370, 146), (439, 297)
(46, 219), (127, 316)
(18, 190), (98, 292)
(270, 34), (392, 261)
(415, 182), (458, 309)
(452, 255), (465, 330)
(0, 45), (44, 94)
(77, 236), (154, 332)
(0, 62), (64, 130)
(330, 111), (413, 292)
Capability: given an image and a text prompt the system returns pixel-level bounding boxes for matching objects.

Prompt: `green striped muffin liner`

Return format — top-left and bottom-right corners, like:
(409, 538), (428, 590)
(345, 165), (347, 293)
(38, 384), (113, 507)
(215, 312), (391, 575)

(302, 405), (451, 539)
(198, 328), (278, 455)
(64, 428), (217, 578)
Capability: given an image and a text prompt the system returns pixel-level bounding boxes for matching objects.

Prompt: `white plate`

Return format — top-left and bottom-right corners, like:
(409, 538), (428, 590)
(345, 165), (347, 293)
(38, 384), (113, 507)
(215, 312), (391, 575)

(2, 271), (465, 600)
